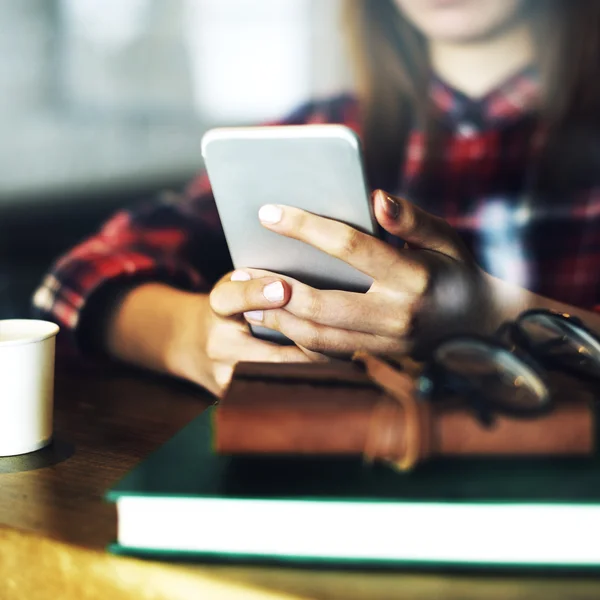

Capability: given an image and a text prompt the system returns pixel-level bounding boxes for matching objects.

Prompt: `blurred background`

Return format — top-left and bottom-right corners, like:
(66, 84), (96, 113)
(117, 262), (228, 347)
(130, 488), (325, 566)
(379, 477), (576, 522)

(0, 0), (352, 318)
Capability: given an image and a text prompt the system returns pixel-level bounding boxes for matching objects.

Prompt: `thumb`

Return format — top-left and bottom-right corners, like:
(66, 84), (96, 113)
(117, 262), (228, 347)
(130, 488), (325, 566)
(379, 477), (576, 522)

(373, 189), (467, 261)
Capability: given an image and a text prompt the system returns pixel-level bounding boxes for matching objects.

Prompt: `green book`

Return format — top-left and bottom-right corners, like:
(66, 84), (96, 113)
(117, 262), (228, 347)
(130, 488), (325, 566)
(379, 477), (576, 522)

(106, 407), (600, 568)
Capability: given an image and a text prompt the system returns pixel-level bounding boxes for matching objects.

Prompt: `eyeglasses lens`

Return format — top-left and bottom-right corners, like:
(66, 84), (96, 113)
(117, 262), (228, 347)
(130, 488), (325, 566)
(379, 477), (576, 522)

(519, 313), (600, 377)
(435, 340), (548, 411)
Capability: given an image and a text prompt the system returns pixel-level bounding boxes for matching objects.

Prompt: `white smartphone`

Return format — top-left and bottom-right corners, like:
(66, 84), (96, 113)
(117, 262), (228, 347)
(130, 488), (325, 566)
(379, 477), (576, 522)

(201, 124), (378, 343)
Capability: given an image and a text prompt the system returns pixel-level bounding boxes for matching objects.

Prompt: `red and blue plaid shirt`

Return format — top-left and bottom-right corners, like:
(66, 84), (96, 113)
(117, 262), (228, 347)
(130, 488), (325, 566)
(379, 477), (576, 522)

(33, 68), (600, 351)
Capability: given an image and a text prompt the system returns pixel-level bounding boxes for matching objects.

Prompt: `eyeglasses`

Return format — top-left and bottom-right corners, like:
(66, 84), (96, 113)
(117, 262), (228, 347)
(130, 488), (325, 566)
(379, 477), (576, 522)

(498, 309), (600, 382)
(416, 309), (600, 426)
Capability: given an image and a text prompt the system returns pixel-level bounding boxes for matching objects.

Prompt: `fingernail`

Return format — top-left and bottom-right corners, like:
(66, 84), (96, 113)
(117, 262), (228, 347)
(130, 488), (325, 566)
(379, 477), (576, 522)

(244, 310), (264, 322)
(382, 194), (401, 220)
(263, 281), (285, 302)
(231, 270), (251, 282)
(258, 204), (283, 224)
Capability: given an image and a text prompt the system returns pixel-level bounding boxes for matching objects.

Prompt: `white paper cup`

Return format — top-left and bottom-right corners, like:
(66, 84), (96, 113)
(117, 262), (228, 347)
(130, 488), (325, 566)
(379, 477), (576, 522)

(0, 320), (59, 456)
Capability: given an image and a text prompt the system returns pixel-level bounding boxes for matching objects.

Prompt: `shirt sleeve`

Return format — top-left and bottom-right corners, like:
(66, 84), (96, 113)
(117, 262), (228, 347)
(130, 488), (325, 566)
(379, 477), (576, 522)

(32, 95), (360, 354)
(32, 182), (230, 353)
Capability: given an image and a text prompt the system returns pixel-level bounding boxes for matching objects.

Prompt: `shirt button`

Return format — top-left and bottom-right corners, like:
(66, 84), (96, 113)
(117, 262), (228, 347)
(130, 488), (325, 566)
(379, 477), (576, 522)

(457, 122), (478, 138)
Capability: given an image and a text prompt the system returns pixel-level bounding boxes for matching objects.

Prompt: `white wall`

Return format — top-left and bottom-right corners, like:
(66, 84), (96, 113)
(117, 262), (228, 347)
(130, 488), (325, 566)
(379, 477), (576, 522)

(0, 0), (352, 203)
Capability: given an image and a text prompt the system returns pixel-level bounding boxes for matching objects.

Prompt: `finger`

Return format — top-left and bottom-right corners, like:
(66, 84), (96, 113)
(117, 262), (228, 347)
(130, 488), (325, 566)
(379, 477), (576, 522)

(373, 189), (468, 261)
(212, 342), (318, 397)
(287, 286), (418, 337)
(230, 336), (316, 367)
(245, 268), (421, 335)
(296, 345), (330, 362)
(211, 340), (326, 397)
(245, 308), (408, 356)
(212, 363), (235, 397)
(209, 321), (314, 363)
(209, 270), (291, 317)
(258, 204), (415, 281)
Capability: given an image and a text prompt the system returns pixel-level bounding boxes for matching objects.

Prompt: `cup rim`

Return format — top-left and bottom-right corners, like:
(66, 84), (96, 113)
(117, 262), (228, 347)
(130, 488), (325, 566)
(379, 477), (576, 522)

(0, 319), (60, 348)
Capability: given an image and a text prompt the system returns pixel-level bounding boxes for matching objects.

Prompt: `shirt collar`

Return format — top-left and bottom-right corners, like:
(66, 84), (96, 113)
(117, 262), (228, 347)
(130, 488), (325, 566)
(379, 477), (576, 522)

(430, 66), (540, 127)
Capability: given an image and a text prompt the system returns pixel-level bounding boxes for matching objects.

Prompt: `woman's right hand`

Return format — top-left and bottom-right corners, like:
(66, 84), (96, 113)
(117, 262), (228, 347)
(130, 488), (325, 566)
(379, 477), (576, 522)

(168, 270), (316, 396)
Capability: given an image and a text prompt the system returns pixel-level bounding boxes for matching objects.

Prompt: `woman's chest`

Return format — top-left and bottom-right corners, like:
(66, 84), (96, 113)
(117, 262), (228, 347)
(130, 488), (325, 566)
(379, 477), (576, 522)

(399, 124), (600, 307)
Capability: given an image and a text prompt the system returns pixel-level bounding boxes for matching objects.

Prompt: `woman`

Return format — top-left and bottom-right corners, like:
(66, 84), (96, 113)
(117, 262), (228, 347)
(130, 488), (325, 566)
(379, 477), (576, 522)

(34, 0), (600, 396)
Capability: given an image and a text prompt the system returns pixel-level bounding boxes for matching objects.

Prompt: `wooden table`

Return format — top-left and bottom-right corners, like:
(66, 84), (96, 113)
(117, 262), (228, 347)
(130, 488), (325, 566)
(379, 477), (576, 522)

(1, 352), (600, 599)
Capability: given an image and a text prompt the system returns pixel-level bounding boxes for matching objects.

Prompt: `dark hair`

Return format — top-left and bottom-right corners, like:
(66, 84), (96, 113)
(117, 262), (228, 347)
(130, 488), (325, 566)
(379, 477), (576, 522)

(343, 0), (600, 200)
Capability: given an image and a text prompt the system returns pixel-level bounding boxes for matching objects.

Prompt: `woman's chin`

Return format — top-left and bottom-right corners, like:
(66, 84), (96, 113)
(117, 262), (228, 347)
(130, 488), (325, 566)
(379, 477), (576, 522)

(394, 0), (527, 45)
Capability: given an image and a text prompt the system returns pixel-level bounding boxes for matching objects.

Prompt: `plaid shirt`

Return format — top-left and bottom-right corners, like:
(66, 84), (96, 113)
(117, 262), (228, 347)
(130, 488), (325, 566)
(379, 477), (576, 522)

(33, 69), (600, 350)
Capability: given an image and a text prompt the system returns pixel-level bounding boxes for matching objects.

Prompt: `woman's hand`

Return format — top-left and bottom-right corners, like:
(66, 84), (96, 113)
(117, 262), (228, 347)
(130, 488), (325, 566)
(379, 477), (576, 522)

(243, 190), (497, 356)
(170, 272), (318, 396)
(106, 275), (317, 399)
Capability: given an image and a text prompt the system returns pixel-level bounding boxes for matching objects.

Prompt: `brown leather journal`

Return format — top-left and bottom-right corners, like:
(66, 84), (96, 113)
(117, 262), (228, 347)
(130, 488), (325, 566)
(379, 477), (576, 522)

(214, 356), (595, 471)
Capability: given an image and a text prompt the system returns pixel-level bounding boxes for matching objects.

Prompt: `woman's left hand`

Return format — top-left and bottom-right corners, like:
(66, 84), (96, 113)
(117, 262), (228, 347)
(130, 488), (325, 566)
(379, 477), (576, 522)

(242, 189), (497, 356)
